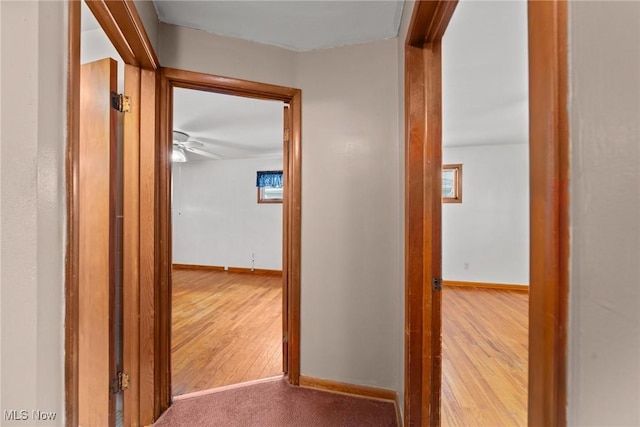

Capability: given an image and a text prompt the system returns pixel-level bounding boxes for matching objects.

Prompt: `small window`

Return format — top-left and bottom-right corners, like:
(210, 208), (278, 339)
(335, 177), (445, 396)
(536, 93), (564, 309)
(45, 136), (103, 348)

(257, 170), (283, 204)
(442, 164), (462, 203)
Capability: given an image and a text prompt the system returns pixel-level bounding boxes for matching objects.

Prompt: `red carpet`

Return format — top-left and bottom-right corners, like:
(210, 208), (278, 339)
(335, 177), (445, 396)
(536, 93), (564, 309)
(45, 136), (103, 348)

(154, 378), (398, 426)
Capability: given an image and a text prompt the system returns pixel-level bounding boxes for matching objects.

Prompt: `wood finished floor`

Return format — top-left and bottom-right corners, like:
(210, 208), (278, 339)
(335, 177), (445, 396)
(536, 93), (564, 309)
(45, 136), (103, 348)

(171, 269), (282, 397)
(442, 286), (529, 427)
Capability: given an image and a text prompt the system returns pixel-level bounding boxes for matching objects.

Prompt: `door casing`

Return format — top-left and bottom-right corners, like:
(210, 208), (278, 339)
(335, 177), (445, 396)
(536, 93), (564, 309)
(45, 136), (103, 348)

(156, 67), (303, 414)
(66, 2), (159, 426)
(403, 1), (569, 426)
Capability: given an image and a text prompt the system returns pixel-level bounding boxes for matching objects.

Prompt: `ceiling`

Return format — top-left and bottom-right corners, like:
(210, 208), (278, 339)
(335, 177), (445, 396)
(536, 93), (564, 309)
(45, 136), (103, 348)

(442, 0), (529, 147)
(152, 0), (404, 52)
(172, 88), (284, 161)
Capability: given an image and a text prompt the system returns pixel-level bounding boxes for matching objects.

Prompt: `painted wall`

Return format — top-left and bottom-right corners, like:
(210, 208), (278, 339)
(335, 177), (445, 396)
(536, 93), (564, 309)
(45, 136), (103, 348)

(158, 23), (297, 88)
(172, 158), (283, 270)
(441, 0), (529, 286)
(0, 1), (66, 425)
(442, 144), (529, 285)
(297, 39), (402, 390)
(568, 1), (640, 425)
(158, 25), (403, 392)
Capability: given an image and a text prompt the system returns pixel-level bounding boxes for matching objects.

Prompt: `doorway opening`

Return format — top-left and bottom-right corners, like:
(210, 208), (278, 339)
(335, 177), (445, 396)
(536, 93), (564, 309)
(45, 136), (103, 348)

(170, 89), (287, 397)
(440, 1), (530, 425)
(403, 1), (568, 426)
(156, 68), (302, 411)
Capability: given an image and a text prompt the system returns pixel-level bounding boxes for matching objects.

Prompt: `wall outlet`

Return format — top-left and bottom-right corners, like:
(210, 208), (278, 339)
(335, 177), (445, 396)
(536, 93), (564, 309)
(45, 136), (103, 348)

(463, 262), (470, 270)
(224, 266), (229, 271)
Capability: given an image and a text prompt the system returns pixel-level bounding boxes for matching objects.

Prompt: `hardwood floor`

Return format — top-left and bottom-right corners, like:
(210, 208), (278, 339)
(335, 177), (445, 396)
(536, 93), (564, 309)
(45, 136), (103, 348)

(171, 269), (282, 397)
(442, 287), (528, 427)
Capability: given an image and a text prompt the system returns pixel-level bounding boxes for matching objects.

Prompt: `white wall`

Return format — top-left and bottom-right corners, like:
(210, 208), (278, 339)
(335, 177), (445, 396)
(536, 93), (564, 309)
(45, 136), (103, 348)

(159, 23), (297, 88)
(442, 144), (529, 285)
(0, 1), (66, 425)
(297, 39), (401, 390)
(441, 0), (529, 286)
(172, 158), (283, 270)
(568, 1), (640, 425)
(158, 25), (403, 393)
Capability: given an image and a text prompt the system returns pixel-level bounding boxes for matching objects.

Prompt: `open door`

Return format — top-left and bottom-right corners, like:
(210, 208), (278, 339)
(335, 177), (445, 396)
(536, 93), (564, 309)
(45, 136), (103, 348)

(78, 57), (119, 426)
(79, 57), (143, 427)
(282, 105), (291, 373)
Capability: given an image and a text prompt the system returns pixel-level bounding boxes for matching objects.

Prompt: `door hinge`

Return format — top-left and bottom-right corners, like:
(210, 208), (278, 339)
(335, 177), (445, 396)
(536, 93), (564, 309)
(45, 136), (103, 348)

(111, 372), (130, 394)
(432, 277), (443, 291)
(284, 128), (290, 143)
(111, 92), (131, 113)
(282, 331), (288, 343)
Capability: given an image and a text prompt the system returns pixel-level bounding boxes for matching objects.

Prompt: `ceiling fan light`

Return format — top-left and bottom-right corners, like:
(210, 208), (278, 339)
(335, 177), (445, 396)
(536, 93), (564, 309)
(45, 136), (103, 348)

(172, 147), (188, 163)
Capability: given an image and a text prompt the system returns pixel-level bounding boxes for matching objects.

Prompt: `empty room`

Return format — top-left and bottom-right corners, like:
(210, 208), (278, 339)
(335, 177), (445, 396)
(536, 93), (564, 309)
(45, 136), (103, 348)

(170, 88), (286, 397)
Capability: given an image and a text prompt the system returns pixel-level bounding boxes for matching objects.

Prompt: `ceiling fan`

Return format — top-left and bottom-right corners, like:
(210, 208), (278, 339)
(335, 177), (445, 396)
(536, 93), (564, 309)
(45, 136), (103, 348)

(172, 130), (222, 162)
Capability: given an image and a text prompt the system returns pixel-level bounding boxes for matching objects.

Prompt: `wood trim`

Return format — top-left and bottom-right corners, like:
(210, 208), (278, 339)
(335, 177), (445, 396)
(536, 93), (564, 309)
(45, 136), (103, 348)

(161, 67), (298, 101)
(423, 40), (444, 427)
(84, 0), (159, 70)
(442, 163), (462, 203)
(172, 264), (283, 277)
(257, 187), (284, 204)
(282, 105), (290, 374)
(157, 69), (303, 413)
(288, 90), (302, 386)
(65, 2), (81, 426)
(443, 280), (529, 292)
(67, 1), (159, 425)
(138, 69), (157, 426)
(405, 4), (452, 422)
(406, 0), (458, 46)
(404, 42), (427, 426)
(527, 1), (569, 426)
(299, 376), (397, 402)
(157, 68), (173, 417)
(123, 64), (142, 427)
(405, 1), (569, 426)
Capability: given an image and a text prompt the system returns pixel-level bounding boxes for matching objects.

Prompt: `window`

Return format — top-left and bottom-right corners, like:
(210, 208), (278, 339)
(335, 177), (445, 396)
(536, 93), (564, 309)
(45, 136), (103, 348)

(442, 164), (462, 203)
(257, 170), (283, 204)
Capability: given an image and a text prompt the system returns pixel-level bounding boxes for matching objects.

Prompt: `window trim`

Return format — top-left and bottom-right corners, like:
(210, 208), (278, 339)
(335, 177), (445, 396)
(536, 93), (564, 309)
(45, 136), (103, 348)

(442, 163), (463, 203)
(257, 186), (283, 204)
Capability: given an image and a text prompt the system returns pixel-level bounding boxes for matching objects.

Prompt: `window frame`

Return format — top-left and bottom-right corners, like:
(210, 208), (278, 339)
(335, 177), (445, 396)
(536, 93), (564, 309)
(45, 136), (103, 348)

(442, 163), (463, 203)
(257, 186), (283, 204)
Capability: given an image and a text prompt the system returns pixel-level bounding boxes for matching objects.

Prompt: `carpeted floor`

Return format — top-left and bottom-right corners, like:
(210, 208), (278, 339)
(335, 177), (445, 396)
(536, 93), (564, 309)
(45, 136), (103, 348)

(154, 378), (398, 427)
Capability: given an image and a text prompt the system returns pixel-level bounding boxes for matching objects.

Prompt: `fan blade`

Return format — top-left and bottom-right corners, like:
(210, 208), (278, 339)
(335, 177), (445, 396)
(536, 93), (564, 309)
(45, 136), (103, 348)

(184, 146), (222, 160)
(183, 139), (205, 148)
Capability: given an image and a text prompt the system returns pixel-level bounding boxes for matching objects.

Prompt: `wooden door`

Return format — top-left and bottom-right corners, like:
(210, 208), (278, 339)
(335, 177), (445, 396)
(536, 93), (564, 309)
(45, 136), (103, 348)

(78, 58), (118, 427)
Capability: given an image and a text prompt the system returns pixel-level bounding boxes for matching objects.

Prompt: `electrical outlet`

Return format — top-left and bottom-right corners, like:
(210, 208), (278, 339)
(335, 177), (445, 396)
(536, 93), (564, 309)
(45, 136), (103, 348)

(224, 266), (229, 271)
(463, 262), (470, 270)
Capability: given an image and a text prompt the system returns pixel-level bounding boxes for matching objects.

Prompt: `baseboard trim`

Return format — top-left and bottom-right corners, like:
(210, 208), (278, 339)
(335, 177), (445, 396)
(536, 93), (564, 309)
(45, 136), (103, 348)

(443, 280), (529, 292)
(299, 375), (396, 401)
(299, 376), (400, 426)
(173, 375), (284, 401)
(172, 263), (282, 276)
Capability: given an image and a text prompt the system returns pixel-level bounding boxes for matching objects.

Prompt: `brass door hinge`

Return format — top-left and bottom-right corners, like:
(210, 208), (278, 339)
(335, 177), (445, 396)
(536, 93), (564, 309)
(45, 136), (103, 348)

(284, 128), (290, 143)
(111, 372), (130, 394)
(111, 92), (131, 113)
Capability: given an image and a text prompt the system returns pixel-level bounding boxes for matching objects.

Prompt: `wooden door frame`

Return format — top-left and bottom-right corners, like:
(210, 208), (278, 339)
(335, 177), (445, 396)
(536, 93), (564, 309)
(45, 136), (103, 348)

(156, 67), (302, 414)
(404, 1), (569, 426)
(66, 1), (158, 426)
